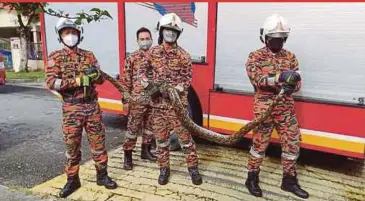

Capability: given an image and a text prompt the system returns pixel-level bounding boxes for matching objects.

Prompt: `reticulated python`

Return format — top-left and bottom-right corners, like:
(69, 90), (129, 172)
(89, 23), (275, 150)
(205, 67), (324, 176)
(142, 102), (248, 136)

(100, 70), (284, 145)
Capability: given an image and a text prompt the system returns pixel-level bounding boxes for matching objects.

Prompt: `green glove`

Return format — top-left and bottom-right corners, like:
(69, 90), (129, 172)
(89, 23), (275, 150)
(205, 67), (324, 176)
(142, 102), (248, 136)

(76, 75), (90, 87)
(85, 66), (100, 82)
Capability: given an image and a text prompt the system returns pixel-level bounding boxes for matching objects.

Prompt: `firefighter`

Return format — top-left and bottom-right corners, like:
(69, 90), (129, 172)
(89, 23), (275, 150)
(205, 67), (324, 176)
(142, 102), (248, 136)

(140, 13), (202, 185)
(121, 27), (157, 170)
(45, 17), (117, 198)
(244, 14), (309, 199)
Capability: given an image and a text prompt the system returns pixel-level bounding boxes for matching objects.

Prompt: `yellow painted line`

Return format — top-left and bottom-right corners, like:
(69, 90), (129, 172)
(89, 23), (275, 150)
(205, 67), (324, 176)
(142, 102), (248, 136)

(31, 139), (365, 201)
(203, 117), (365, 154)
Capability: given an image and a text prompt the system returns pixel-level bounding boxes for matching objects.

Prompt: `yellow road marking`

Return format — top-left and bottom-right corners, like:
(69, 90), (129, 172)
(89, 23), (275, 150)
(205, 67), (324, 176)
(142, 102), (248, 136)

(32, 139), (365, 201)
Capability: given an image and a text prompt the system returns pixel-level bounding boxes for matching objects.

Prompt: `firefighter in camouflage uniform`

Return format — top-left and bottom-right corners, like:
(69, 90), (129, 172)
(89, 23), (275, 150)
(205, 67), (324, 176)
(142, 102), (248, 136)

(139, 13), (203, 186)
(121, 27), (157, 170)
(45, 18), (117, 198)
(244, 14), (309, 199)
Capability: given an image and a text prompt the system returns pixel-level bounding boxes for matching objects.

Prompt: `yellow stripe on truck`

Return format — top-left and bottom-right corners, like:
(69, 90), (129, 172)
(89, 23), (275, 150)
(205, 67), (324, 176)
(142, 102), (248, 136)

(203, 117), (365, 154)
(98, 101), (124, 111)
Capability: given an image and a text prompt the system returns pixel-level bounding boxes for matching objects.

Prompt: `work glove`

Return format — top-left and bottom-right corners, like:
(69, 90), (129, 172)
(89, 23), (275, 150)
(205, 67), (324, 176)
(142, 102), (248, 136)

(75, 75), (90, 87)
(85, 65), (101, 82)
(145, 81), (164, 99)
(278, 70), (301, 86)
(121, 97), (128, 104)
(139, 72), (166, 100)
(281, 83), (296, 95)
(174, 84), (184, 93)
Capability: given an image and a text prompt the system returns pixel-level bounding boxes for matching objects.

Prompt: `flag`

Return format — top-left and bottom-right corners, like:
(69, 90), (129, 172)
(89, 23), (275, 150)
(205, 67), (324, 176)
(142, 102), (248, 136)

(137, 2), (198, 28)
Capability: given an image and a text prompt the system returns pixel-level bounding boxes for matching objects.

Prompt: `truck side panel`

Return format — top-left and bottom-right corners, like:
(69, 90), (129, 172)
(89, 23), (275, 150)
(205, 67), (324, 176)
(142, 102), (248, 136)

(124, 2), (208, 62)
(215, 2), (365, 105)
(208, 3), (365, 158)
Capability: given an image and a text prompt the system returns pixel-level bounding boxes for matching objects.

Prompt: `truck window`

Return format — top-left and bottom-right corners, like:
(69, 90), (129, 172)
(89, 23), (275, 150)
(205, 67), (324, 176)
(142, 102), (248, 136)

(125, 2), (208, 64)
(215, 3), (365, 105)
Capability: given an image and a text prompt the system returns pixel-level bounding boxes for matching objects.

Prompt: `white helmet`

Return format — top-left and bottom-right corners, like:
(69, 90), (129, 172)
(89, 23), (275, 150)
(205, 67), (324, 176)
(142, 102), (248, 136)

(260, 14), (290, 43)
(55, 17), (84, 43)
(158, 13), (183, 33)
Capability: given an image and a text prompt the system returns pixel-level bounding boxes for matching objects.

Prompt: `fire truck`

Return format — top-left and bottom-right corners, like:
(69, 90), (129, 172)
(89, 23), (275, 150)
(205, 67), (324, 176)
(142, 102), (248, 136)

(40, 2), (365, 159)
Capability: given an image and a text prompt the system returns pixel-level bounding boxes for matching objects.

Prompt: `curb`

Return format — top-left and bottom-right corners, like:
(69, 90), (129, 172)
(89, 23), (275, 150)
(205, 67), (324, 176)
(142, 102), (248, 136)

(0, 185), (62, 201)
(6, 79), (44, 84)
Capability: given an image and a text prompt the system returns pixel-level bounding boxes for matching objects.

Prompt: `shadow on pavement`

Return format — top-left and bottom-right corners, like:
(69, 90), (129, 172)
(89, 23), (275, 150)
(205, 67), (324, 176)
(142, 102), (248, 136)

(197, 135), (365, 178)
(0, 85), (47, 94)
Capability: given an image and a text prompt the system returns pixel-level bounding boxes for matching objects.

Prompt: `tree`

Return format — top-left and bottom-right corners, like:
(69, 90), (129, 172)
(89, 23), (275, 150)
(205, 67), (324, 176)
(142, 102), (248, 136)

(0, 3), (112, 72)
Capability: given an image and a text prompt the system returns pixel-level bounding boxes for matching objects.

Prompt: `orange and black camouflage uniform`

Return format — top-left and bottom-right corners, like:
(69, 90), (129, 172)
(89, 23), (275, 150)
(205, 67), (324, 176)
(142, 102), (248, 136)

(246, 47), (301, 176)
(142, 44), (198, 168)
(121, 49), (154, 150)
(45, 47), (108, 177)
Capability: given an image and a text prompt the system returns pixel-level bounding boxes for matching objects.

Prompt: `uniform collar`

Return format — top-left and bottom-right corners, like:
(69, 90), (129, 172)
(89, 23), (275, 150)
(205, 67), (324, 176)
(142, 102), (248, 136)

(263, 46), (285, 57)
(160, 43), (178, 53)
(63, 46), (81, 54)
(137, 48), (148, 56)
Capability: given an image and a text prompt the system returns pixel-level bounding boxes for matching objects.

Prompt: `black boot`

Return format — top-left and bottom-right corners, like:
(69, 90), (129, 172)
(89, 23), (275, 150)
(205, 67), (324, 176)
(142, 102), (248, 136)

(59, 175), (81, 198)
(188, 167), (203, 185)
(123, 150), (133, 170)
(158, 167), (170, 185)
(96, 169), (117, 189)
(245, 171), (263, 197)
(281, 173), (309, 199)
(141, 143), (157, 161)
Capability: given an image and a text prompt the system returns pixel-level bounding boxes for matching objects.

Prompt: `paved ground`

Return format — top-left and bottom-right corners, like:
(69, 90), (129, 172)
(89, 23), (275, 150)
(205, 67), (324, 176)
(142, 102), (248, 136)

(32, 139), (365, 201)
(1, 83), (365, 201)
(0, 84), (126, 188)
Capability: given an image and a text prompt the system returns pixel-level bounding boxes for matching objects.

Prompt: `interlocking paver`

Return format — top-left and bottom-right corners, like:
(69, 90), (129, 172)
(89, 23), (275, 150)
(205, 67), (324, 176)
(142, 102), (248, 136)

(32, 139), (365, 201)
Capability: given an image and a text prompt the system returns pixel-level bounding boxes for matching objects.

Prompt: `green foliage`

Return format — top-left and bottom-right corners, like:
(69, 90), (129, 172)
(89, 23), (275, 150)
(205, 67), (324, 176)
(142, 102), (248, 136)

(1, 2), (113, 27)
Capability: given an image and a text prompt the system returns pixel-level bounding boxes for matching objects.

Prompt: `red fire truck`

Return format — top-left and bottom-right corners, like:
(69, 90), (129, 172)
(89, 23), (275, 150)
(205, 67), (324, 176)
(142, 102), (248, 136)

(40, 2), (365, 159)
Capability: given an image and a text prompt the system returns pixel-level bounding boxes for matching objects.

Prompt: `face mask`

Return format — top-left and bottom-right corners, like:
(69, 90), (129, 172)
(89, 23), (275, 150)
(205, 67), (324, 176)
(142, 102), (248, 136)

(162, 29), (178, 43)
(266, 37), (285, 53)
(138, 40), (152, 50)
(62, 34), (79, 47)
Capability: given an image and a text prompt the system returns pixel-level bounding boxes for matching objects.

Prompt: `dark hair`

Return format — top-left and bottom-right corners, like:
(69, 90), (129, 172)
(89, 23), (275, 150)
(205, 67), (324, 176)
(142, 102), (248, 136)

(136, 27), (152, 39)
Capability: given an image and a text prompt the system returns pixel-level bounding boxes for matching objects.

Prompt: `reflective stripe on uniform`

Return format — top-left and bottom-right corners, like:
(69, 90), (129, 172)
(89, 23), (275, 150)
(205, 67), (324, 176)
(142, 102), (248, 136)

(91, 150), (105, 155)
(267, 76), (276, 86)
(125, 131), (137, 139)
(282, 152), (299, 161)
(180, 139), (194, 149)
(249, 146), (265, 158)
(54, 78), (62, 90)
(144, 129), (154, 136)
(157, 138), (170, 148)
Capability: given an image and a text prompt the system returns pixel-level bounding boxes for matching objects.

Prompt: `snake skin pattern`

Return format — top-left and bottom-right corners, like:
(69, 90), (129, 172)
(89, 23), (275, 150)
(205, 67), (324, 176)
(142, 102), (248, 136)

(100, 70), (284, 145)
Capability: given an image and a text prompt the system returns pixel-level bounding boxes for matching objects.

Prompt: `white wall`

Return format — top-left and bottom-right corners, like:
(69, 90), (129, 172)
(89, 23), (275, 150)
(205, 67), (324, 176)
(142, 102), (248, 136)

(10, 37), (21, 72)
(0, 10), (40, 28)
